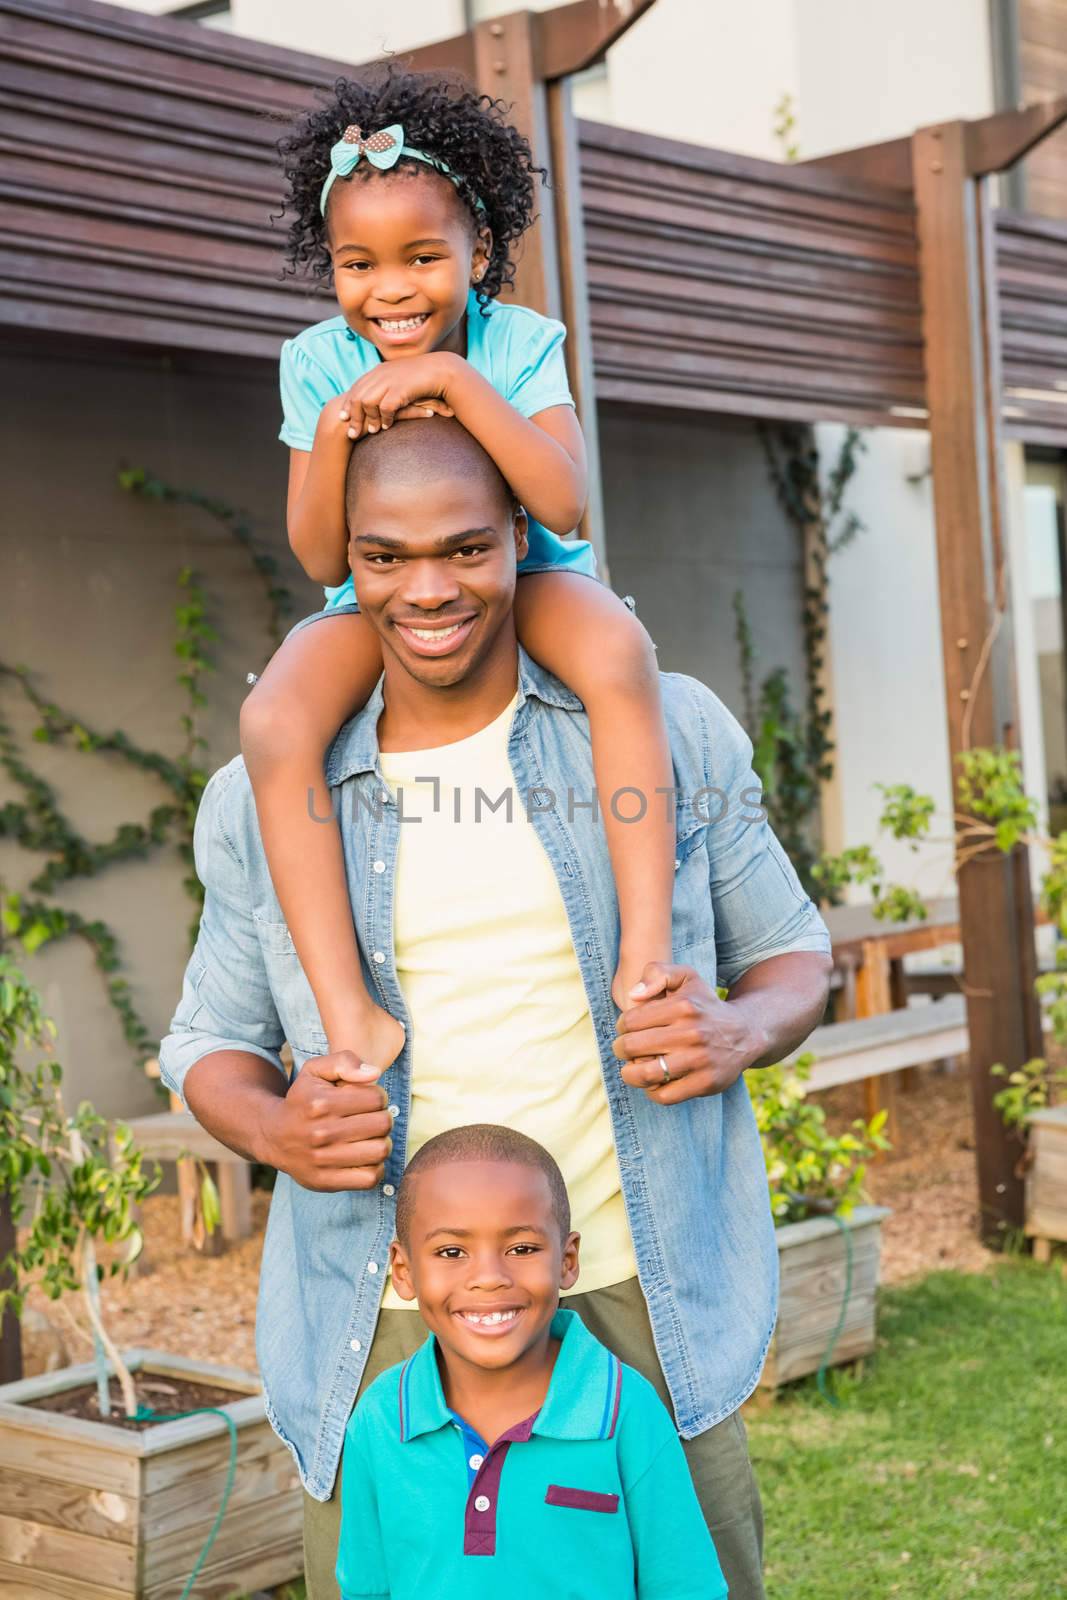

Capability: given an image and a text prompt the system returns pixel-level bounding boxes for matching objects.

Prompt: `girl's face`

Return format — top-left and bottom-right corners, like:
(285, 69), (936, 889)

(326, 168), (490, 360)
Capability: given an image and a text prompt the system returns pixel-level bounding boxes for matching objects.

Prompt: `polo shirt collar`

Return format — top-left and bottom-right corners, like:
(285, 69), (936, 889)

(325, 648), (582, 788)
(398, 1309), (622, 1445)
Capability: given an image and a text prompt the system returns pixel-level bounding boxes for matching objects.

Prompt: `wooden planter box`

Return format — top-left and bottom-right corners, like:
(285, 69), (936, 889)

(0, 1349), (303, 1600)
(1025, 1103), (1067, 1261)
(760, 1205), (891, 1389)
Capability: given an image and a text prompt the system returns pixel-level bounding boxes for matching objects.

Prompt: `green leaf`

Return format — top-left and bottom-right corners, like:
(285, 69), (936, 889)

(200, 1171), (221, 1235)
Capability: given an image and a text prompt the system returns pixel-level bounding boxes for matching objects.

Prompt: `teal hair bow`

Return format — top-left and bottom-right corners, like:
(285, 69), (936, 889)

(319, 123), (482, 215)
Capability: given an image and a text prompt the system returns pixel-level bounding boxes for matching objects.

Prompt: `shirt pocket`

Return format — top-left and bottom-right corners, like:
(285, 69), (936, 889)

(252, 913), (328, 1056)
(544, 1485), (620, 1514)
(672, 822), (710, 952)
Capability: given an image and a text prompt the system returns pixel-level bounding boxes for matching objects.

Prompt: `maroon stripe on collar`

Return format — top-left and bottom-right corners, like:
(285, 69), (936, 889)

(606, 1357), (623, 1439)
(397, 1355), (413, 1442)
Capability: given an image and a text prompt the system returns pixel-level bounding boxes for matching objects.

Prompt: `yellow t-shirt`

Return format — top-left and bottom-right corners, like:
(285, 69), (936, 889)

(379, 694), (638, 1309)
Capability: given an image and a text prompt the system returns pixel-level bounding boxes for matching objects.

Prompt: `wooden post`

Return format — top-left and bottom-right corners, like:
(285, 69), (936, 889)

(473, 12), (561, 319)
(0, 1192), (21, 1385)
(546, 76), (608, 572)
(911, 121), (1043, 1241)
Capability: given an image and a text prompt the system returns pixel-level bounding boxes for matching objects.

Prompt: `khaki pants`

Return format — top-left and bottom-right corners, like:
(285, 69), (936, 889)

(303, 1277), (765, 1600)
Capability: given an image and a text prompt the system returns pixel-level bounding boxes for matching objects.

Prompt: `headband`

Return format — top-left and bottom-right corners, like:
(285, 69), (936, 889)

(319, 123), (483, 216)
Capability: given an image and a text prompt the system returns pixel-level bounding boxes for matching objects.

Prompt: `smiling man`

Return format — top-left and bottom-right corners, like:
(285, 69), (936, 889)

(160, 418), (832, 1600)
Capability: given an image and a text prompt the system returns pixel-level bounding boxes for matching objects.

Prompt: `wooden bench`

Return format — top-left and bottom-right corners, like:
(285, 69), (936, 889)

(130, 1064), (255, 1251)
(785, 995), (969, 1141)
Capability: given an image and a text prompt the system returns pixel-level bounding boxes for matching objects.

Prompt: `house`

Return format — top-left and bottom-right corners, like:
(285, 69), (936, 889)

(3, 0), (1065, 1234)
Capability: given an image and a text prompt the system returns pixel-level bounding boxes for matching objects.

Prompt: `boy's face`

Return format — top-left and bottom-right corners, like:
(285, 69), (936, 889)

(326, 169), (490, 360)
(390, 1159), (580, 1374)
(349, 470), (528, 690)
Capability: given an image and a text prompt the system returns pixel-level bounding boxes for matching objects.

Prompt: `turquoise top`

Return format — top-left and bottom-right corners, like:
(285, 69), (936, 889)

(335, 1309), (727, 1600)
(279, 294), (597, 608)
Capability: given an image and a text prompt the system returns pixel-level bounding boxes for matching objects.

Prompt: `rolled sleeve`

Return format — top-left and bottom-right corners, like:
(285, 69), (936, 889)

(158, 764), (286, 1105)
(700, 696), (831, 990)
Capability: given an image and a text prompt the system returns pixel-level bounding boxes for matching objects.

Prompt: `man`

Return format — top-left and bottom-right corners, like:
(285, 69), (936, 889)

(160, 418), (832, 1600)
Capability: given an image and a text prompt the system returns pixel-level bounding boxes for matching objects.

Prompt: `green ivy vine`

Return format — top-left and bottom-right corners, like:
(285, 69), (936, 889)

(0, 470), (292, 1065)
(735, 423), (866, 897)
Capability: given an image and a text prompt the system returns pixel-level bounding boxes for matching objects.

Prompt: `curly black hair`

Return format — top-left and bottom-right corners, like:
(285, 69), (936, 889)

(277, 65), (545, 305)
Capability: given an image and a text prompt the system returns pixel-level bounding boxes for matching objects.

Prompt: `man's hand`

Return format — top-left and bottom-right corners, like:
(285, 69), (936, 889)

(339, 353), (462, 437)
(612, 963), (768, 1105)
(259, 1052), (394, 1191)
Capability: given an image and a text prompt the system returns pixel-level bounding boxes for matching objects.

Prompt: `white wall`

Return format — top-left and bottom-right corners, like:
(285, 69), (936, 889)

(565, 0), (993, 158)
(816, 426), (954, 891)
(229, 0), (464, 61)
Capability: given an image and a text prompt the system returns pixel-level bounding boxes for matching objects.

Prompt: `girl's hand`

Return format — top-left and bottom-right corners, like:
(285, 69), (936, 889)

(339, 353), (463, 438)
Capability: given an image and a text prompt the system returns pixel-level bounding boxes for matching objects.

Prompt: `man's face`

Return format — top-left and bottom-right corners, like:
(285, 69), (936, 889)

(349, 468), (529, 688)
(389, 1159), (580, 1375)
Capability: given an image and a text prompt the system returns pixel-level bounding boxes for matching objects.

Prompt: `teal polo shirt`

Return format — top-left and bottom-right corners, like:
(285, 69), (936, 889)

(335, 1309), (727, 1600)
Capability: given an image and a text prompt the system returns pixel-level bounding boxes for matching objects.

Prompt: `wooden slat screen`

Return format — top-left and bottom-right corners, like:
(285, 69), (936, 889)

(997, 208), (1067, 445)
(0, 0), (339, 359)
(578, 120), (926, 428)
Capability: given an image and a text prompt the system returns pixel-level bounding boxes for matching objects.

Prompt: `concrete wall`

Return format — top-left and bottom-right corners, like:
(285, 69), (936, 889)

(0, 343), (319, 1119)
(597, 408), (806, 710)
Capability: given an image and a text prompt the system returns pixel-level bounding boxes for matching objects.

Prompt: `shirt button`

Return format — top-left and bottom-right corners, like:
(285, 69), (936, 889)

(350, 1339), (362, 1352)
(469, 1453), (484, 1471)
(367, 1261), (379, 1275)
(474, 1494), (490, 1512)
(382, 1183), (395, 1197)
(674, 858), (681, 871)
(372, 860), (386, 873)
(372, 951), (386, 964)
(388, 1104), (400, 1118)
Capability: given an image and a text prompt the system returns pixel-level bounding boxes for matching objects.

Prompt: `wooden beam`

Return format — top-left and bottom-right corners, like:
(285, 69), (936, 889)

(911, 119), (1042, 1243)
(537, 0), (658, 81)
(965, 95), (1067, 176)
(378, 30), (476, 80)
(801, 136), (913, 191)
(807, 95), (1067, 193)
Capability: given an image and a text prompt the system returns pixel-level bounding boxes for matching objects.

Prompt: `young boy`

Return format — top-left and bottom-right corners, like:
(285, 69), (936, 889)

(335, 1124), (728, 1600)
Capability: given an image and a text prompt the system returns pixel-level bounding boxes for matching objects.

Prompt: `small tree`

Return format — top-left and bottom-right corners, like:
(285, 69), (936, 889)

(0, 953), (155, 1416)
(750, 1054), (890, 1224)
(815, 750), (1067, 1164)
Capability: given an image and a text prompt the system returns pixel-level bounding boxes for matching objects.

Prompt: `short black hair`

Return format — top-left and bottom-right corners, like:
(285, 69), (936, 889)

(395, 1124), (571, 1248)
(345, 415), (517, 529)
(277, 64), (544, 303)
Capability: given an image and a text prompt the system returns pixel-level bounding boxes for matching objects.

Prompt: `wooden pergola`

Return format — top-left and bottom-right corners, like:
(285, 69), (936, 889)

(4, 0), (1067, 1265)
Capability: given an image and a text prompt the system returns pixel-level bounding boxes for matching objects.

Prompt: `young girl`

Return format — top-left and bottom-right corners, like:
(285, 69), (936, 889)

(243, 68), (675, 1070)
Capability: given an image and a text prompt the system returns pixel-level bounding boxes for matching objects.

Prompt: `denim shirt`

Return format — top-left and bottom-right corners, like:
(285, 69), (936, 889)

(159, 651), (830, 1500)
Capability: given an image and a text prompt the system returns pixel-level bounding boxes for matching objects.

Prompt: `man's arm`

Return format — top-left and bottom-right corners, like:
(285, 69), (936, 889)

(160, 765), (392, 1189)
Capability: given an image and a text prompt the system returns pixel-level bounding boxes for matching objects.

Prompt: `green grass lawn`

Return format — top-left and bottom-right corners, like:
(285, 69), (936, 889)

(752, 1261), (1067, 1600)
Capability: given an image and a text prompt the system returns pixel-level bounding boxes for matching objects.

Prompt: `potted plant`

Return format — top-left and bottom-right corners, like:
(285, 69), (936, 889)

(992, 1042), (1067, 1263)
(0, 953), (303, 1598)
(750, 1054), (891, 1390)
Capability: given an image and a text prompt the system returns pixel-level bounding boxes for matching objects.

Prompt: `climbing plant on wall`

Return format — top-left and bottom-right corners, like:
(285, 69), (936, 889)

(0, 470), (292, 1063)
(735, 423), (867, 898)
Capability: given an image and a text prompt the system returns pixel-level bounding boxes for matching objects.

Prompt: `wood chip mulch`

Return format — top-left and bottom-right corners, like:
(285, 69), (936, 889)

(19, 1066), (994, 1379)
(813, 1060), (996, 1283)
